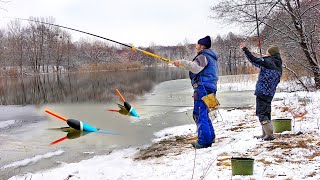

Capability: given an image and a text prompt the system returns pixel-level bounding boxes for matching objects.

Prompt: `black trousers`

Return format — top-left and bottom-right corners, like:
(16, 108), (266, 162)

(256, 94), (273, 122)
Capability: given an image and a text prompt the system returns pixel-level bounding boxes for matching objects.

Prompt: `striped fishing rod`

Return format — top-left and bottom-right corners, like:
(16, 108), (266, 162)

(15, 18), (185, 69)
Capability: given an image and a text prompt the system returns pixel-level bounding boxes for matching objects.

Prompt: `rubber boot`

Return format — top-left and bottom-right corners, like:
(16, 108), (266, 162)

(191, 141), (212, 149)
(262, 122), (275, 141)
(254, 126), (266, 139)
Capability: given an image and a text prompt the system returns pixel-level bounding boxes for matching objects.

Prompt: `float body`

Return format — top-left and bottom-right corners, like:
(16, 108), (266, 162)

(67, 119), (99, 132)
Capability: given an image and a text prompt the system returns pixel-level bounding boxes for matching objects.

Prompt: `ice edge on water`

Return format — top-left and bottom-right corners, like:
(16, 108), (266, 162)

(0, 120), (16, 129)
(1, 150), (64, 170)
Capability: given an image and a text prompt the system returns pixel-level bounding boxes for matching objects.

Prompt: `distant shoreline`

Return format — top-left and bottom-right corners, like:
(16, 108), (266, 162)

(0, 62), (149, 78)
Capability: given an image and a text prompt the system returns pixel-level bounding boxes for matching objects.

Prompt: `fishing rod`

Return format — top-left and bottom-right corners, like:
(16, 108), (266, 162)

(142, 104), (253, 109)
(254, 0), (262, 56)
(244, 0), (281, 56)
(14, 17), (185, 69)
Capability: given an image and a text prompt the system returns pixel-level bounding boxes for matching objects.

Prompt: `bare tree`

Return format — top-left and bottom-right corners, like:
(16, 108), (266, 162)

(0, 29), (6, 68)
(7, 20), (26, 75)
(25, 18), (43, 73)
(78, 39), (109, 66)
(211, 0), (320, 89)
(44, 17), (58, 73)
(52, 30), (65, 73)
(212, 33), (255, 75)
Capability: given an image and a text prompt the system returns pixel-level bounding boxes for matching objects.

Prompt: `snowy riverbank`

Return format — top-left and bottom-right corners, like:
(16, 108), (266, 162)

(9, 89), (320, 180)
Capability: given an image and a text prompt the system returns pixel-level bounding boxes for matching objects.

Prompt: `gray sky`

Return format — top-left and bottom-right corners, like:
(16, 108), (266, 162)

(0, 0), (239, 46)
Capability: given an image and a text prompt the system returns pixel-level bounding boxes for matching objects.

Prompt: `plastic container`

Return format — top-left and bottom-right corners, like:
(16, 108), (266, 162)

(272, 118), (292, 133)
(231, 157), (254, 176)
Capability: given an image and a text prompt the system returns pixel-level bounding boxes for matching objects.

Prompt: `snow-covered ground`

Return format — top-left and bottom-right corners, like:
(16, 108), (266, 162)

(9, 83), (320, 180)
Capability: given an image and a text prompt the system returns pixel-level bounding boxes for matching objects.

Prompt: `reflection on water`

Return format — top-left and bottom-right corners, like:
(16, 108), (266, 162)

(0, 67), (188, 105)
(48, 127), (92, 145)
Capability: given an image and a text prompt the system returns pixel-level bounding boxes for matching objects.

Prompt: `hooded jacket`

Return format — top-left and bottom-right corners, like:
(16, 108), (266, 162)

(242, 47), (282, 97)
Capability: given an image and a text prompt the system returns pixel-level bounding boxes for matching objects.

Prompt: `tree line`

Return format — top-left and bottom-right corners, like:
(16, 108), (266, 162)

(0, 17), (255, 77)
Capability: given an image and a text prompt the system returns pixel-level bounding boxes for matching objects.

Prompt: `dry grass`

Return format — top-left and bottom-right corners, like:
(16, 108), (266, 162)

(134, 135), (196, 160)
(256, 133), (320, 167)
(216, 158), (231, 167)
(275, 104), (308, 120)
(256, 159), (273, 165)
(305, 152), (320, 160)
(134, 135), (231, 161)
(0, 67), (20, 77)
(235, 106), (255, 110)
(216, 153), (232, 170)
(266, 137), (315, 151)
(307, 171), (317, 177)
(228, 127), (243, 131)
(228, 123), (252, 132)
(266, 174), (277, 178)
(218, 152), (231, 156)
(278, 106), (290, 112)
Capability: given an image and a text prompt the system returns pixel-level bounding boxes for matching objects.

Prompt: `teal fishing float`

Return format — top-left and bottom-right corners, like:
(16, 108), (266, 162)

(45, 109), (118, 145)
(107, 89), (139, 118)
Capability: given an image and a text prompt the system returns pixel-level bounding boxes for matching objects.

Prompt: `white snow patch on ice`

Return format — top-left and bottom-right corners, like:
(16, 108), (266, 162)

(174, 107), (193, 113)
(0, 120), (15, 129)
(1, 150), (64, 170)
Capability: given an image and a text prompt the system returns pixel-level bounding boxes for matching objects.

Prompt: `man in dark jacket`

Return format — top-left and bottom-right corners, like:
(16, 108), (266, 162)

(240, 42), (282, 141)
(174, 36), (218, 148)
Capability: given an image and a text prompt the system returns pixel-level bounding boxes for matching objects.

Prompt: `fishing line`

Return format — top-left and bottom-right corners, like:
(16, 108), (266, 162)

(9, 17), (185, 69)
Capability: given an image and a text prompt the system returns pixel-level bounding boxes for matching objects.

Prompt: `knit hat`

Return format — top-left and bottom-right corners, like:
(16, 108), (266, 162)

(198, 36), (211, 49)
(267, 46), (280, 56)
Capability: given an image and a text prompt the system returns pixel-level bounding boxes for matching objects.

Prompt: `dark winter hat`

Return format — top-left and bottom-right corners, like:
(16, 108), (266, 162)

(198, 36), (211, 49)
(267, 46), (280, 56)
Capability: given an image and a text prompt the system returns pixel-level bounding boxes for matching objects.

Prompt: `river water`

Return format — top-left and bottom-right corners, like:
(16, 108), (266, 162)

(0, 68), (255, 179)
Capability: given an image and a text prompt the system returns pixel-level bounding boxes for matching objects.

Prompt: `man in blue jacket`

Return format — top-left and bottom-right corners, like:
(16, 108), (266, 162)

(240, 42), (282, 141)
(174, 36), (218, 148)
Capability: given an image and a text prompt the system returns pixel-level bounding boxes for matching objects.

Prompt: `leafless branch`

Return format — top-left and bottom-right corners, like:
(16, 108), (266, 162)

(282, 63), (310, 91)
(279, 0), (301, 21)
(301, 2), (320, 16)
(275, 17), (300, 39)
(286, 52), (314, 71)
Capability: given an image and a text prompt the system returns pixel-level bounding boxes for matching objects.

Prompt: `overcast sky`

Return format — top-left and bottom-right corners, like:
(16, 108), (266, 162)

(0, 0), (240, 46)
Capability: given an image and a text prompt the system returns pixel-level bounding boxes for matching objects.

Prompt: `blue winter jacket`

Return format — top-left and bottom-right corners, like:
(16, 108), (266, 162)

(242, 47), (282, 97)
(189, 49), (219, 91)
